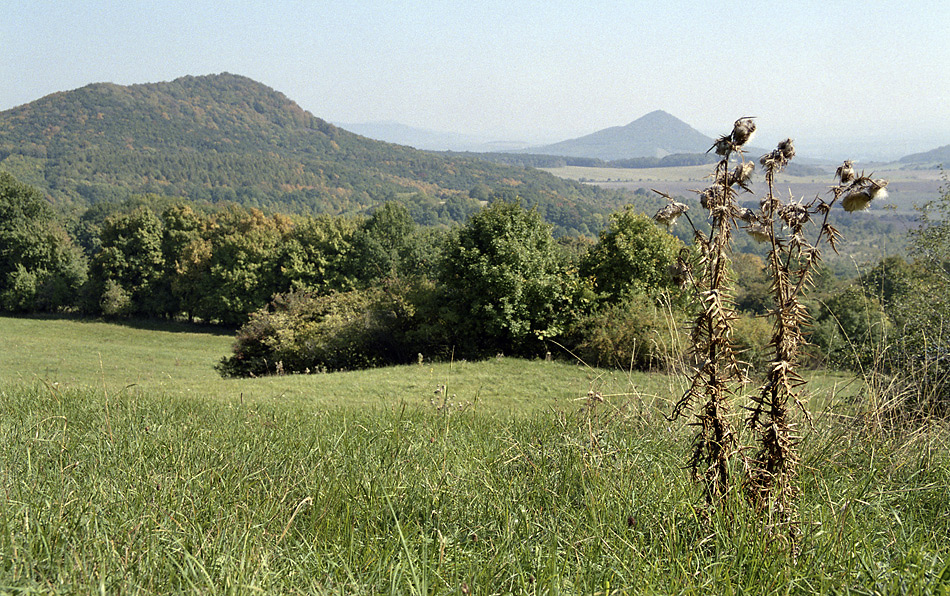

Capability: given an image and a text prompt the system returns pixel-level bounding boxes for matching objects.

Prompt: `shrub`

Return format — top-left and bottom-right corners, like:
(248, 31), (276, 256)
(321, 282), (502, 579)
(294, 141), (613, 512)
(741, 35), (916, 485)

(566, 293), (683, 370)
(811, 286), (891, 370)
(217, 286), (418, 377)
(438, 201), (574, 358)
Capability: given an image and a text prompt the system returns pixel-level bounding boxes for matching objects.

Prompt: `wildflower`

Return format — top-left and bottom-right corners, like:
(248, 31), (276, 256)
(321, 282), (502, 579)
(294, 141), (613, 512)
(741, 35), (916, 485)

(654, 201), (689, 227)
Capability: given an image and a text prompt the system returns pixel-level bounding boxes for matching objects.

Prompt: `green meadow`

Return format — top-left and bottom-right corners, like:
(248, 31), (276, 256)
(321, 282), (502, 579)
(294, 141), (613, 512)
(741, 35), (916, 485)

(1, 316), (948, 594)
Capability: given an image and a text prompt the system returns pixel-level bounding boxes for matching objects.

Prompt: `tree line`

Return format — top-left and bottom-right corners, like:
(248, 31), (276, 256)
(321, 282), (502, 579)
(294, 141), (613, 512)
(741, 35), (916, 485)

(0, 171), (687, 370)
(2, 169), (947, 400)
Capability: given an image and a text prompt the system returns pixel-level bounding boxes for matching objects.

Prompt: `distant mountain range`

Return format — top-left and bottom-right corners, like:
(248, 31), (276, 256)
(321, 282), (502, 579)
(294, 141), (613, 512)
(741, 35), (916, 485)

(0, 73), (622, 232)
(521, 110), (714, 160)
(900, 144), (950, 166)
(347, 112), (948, 167)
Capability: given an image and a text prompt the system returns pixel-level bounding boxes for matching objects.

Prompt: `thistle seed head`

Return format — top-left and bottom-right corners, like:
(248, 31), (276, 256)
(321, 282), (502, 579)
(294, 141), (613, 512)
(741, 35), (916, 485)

(654, 201), (689, 228)
(835, 160), (855, 184)
(731, 117), (756, 147)
(712, 135), (734, 157)
(745, 221), (770, 243)
(778, 139), (795, 160)
(842, 177), (888, 211)
(842, 190), (872, 212)
(699, 184), (726, 210)
(730, 162), (755, 190)
(760, 139), (795, 172)
(869, 179), (889, 200)
(780, 202), (810, 228)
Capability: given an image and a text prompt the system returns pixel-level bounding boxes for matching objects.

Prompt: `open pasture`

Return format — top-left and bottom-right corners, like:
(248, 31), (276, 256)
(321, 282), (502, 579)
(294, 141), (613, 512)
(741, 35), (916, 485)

(0, 316), (947, 594)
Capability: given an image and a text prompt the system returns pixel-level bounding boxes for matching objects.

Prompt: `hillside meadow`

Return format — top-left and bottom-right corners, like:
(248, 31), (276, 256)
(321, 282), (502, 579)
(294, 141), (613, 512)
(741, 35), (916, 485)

(1, 316), (949, 594)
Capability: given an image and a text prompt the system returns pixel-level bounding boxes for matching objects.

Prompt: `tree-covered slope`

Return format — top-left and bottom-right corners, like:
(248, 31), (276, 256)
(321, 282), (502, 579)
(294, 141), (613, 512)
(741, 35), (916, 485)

(0, 73), (628, 231)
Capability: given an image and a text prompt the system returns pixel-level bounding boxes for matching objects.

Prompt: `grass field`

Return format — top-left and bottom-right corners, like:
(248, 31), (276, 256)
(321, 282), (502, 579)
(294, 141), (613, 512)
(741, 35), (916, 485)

(1, 316), (948, 594)
(0, 315), (693, 415)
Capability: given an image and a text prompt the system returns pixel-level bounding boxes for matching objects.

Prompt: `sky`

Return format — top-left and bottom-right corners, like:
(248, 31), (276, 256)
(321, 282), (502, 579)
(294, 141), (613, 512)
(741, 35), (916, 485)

(3, 0), (949, 159)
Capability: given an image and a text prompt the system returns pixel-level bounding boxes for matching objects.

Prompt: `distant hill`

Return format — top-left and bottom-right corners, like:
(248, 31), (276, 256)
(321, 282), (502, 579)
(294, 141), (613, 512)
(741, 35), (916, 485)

(0, 73), (626, 233)
(900, 144), (950, 166)
(522, 110), (714, 160)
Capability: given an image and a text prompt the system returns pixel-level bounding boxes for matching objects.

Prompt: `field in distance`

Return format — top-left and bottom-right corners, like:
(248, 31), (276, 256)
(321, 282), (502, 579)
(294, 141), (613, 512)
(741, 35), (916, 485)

(542, 164), (946, 216)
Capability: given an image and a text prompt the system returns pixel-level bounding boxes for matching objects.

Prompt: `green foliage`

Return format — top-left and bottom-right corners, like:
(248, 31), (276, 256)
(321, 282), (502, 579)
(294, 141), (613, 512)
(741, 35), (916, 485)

(733, 253), (772, 315)
(85, 206), (166, 316)
(438, 201), (575, 357)
(580, 206), (682, 302)
(731, 313), (773, 371)
(195, 208), (293, 325)
(279, 213), (360, 293)
(566, 292), (683, 370)
(0, 172), (86, 312)
(0, 73), (619, 234)
(811, 285), (891, 370)
(217, 286), (419, 376)
(885, 183), (950, 411)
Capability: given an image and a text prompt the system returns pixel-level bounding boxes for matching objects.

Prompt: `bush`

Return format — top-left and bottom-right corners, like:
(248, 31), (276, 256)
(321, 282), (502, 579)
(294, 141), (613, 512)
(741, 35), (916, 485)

(0, 265), (38, 312)
(731, 313), (772, 372)
(438, 201), (574, 358)
(217, 286), (418, 377)
(566, 293), (683, 370)
(810, 285), (891, 370)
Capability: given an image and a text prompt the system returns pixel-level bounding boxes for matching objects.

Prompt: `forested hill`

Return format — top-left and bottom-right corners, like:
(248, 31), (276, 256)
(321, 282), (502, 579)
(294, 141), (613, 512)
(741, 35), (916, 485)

(0, 73), (633, 234)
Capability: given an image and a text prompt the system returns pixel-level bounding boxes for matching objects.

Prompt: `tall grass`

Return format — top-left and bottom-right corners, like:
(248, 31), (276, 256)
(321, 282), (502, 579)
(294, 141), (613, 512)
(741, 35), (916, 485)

(1, 380), (948, 594)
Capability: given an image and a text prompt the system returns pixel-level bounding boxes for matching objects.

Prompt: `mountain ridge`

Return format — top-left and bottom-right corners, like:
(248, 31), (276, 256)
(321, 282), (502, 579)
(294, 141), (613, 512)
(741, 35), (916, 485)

(0, 73), (620, 233)
(521, 110), (715, 160)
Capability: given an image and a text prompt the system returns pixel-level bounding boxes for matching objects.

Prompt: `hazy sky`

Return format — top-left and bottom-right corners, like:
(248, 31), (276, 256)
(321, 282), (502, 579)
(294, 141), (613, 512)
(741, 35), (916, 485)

(4, 0), (949, 155)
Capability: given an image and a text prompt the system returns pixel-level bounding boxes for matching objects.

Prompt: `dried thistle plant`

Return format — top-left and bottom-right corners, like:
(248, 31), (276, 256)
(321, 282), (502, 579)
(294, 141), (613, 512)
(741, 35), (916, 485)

(742, 147), (890, 532)
(655, 120), (888, 525)
(662, 117), (758, 503)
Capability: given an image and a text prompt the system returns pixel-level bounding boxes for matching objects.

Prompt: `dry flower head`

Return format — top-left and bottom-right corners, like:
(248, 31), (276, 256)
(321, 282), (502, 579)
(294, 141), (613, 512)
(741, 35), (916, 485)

(654, 200), (689, 228)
